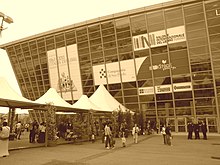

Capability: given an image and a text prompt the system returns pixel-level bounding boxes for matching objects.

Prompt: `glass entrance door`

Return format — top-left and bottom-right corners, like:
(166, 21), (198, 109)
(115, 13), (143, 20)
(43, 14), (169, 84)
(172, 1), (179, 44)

(166, 118), (175, 132)
(197, 117), (217, 133)
(177, 117), (187, 132)
(207, 117), (217, 133)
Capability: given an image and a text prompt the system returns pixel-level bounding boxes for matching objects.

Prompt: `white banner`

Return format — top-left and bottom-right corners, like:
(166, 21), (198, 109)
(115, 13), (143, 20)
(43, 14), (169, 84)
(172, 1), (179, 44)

(120, 59), (136, 82)
(47, 44), (82, 100)
(133, 26), (186, 51)
(57, 47), (69, 93)
(106, 62), (121, 84)
(62, 45), (82, 100)
(93, 57), (147, 85)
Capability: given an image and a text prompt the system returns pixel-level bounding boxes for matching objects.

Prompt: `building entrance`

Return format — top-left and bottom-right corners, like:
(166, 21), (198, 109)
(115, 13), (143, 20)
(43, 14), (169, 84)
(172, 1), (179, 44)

(177, 117), (187, 132)
(197, 117), (218, 133)
(165, 117), (187, 132)
(162, 116), (218, 133)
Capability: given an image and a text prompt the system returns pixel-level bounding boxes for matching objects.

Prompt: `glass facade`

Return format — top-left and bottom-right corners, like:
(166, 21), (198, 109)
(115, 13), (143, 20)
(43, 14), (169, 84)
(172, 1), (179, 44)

(1, 0), (220, 133)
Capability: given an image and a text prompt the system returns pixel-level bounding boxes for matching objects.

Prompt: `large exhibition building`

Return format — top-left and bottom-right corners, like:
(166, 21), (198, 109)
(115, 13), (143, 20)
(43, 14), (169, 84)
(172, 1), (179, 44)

(1, 0), (220, 133)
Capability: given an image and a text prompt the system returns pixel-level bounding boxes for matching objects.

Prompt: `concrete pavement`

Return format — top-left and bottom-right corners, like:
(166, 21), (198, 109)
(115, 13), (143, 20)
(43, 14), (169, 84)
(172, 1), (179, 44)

(1, 133), (220, 165)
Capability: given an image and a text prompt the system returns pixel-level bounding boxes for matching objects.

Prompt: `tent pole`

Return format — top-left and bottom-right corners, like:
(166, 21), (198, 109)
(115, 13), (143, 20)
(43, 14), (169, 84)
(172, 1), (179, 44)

(8, 107), (11, 127)
(45, 109), (48, 147)
(9, 108), (15, 133)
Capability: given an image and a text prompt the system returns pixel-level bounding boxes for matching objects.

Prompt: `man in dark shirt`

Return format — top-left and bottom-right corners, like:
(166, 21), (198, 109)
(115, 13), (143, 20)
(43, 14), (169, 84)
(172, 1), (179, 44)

(187, 122), (194, 140)
(165, 124), (172, 146)
(194, 122), (200, 140)
(201, 121), (207, 140)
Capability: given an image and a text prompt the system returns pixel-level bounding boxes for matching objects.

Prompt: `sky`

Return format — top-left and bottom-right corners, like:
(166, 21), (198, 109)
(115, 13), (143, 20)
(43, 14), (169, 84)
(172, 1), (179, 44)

(0, 0), (172, 113)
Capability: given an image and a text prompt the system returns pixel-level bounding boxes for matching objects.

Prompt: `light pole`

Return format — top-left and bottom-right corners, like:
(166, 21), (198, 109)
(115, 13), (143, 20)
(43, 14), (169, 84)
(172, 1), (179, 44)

(0, 12), (13, 36)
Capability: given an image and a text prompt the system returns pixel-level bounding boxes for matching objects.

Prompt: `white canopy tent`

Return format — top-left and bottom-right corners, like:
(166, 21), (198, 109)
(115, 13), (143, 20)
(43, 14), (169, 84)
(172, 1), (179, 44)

(0, 108), (29, 114)
(0, 77), (41, 109)
(89, 84), (128, 113)
(34, 88), (87, 113)
(72, 95), (109, 112)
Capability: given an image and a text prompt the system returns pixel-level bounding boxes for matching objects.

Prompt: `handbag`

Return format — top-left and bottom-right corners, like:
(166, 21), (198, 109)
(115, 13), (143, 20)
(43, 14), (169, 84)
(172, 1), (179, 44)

(0, 127), (10, 140)
(0, 133), (9, 140)
(0, 135), (9, 140)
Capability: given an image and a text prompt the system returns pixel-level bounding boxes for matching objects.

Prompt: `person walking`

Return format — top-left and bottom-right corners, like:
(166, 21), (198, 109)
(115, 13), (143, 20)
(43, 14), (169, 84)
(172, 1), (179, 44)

(187, 122), (194, 140)
(165, 124), (172, 146)
(132, 124), (140, 144)
(161, 125), (167, 144)
(104, 123), (111, 149)
(201, 121), (207, 140)
(0, 122), (10, 157)
(121, 132), (126, 147)
(15, 121), (22, 140)
(91, 132), (95, 143)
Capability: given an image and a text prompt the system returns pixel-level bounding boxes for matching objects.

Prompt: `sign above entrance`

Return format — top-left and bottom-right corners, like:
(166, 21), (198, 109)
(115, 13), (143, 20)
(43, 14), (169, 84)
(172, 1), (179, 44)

(173, 82), (192, 92)
(138, 82), (192, 95)
(155, 84), (172, 94)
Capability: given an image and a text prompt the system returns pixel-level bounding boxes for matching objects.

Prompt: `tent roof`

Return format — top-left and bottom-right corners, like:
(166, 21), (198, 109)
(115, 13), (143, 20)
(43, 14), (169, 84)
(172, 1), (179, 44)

(72, 95), (107, 112)
(34, 88), (87, 112)
(89, 84), (128, 112)
(0, 77), (41, 108)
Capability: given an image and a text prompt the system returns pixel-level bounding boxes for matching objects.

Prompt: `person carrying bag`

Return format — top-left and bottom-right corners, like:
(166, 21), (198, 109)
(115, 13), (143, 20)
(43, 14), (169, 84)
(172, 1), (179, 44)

(0, 122), (10, 157)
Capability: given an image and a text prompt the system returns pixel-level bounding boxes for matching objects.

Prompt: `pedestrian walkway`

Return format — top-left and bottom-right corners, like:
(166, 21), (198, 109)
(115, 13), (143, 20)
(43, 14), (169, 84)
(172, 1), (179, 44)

(1, 133), (220, 165)
(8, 131), (85, 151)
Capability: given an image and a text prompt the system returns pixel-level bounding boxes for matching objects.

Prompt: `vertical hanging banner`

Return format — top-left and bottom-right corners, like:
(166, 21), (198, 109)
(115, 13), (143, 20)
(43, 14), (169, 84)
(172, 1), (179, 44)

(47, 44), (82, 101)
(66, 44), (83, 100)
(56, 47), (69, 93)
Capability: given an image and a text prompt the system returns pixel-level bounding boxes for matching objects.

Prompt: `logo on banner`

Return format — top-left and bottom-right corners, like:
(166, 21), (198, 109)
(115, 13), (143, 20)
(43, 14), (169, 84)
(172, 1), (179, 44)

(173, 82), (192, 92)
(58, 72), (77, 92)
(139, 87), (154, 95)
(132, 26), (186, 51)
(133, 34), (153, 50)
(149, 60), (176, 71)
(99, 68), (106, 78)
(156, 85), (172, 94)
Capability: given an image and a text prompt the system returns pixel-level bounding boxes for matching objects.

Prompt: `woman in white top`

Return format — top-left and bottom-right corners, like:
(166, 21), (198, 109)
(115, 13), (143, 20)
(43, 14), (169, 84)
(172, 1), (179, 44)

(161, 125), (167, 144)
(132, 124), (140, 144)
(0, 122), (10, 157)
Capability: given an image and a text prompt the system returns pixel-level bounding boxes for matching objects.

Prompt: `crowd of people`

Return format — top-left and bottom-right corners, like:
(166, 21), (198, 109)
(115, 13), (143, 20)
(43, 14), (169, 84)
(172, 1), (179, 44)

(5, 120), (47, 144)
(159, 120), (208, 147)
(28, 121), (46, 143)
(103, 122), (142, 150)
(0, 118), (211, 158)
(187, 121), (208, 140)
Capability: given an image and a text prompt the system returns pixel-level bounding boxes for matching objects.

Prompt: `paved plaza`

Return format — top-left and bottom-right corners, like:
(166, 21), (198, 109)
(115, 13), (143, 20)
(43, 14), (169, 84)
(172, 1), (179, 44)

(1, 133), (220, 165)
